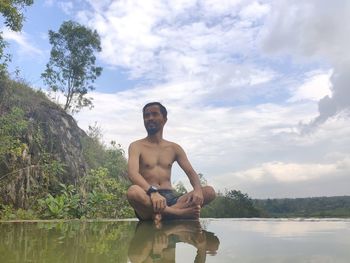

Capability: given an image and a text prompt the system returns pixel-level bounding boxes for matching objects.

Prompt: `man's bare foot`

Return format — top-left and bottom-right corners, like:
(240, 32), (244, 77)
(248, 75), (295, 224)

(153, 213), (162, 229)
(166, 204), (201, 220)
(171, 200), (191, 209)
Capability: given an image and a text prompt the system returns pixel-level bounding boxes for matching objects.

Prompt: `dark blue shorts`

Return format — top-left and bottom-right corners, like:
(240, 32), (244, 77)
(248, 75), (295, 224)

(134, 189), (182, 220)
(158, 189), (181, 206)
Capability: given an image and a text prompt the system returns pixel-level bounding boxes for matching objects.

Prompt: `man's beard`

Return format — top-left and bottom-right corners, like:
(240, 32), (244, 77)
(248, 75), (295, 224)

(146, 127), (158, 135)
(145, 122), (159, 135)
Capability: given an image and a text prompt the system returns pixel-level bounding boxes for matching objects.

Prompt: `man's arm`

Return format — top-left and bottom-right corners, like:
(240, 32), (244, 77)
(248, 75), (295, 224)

(128, 142), (151, 191)
(175, 144), (204, 206)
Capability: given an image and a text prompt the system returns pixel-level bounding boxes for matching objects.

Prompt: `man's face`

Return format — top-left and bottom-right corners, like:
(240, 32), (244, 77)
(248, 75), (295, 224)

(143, 105), (167, 135)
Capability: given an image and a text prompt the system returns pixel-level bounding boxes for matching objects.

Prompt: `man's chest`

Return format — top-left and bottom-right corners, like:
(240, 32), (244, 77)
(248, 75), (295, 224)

(139, 146), (176, 169)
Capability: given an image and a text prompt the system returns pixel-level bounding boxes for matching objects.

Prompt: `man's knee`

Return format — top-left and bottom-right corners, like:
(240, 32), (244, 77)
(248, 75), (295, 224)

(203, 185), (216, 204)
(127, 185), (144, 202)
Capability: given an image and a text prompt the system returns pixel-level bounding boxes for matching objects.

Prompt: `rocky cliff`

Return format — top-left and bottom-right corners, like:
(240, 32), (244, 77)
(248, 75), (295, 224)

(0, 77), (89, 208)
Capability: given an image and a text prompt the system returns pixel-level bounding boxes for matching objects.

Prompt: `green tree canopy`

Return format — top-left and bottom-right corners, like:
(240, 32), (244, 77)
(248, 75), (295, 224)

(0, 0), (33, 74)
(41, 20), (103, 113)
(201, 189), (261, 218)
(0, 0), (33, 31)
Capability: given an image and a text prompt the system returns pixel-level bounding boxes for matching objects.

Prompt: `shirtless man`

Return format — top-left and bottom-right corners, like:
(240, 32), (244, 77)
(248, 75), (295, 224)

(127, 102), (216, 222)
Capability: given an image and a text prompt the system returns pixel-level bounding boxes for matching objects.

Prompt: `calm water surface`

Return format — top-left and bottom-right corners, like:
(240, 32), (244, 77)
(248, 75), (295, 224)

(1, 218), (349, 262)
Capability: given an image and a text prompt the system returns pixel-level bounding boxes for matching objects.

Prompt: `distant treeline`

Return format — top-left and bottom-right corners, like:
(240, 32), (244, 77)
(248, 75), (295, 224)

(198, 184), (350, 218)
(254, 196), (350, 218)
(201, 190), (261, 218)
(204, 190), (350, 218)
(192, 186), (350, 218)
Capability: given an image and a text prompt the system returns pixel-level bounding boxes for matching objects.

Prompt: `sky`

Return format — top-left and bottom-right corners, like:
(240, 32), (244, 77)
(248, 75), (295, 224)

(2, 0), (350, 198)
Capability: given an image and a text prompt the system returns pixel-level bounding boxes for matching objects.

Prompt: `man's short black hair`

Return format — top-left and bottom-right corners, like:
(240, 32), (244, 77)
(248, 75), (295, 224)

(143, 102), (167, 119)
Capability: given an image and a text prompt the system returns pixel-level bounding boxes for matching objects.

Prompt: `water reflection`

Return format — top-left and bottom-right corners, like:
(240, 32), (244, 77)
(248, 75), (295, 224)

(128, 220), (220, 263)
(1, 219), (350, 263)
(0, 220), (137, 263)
(0, 220), (219, 263)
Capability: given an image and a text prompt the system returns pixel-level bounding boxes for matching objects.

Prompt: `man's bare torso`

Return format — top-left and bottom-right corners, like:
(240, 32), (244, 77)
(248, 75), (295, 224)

(134, 138), (178, 189)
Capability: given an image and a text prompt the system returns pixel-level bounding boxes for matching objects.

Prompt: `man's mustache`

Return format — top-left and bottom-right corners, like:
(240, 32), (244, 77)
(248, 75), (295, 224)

(146, 121), (157, 126)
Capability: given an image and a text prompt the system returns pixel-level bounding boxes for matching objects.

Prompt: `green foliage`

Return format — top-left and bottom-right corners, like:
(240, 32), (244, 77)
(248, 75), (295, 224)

(82, 123), (127, 179)
(201, 190), (261, 218)
(0, 97), (65, 197)
(174, 181), (188, 195)
(0, 204), (36, 220)
(38, 183), (81, 219)
(104, 141), (127, 179)
(174, 173), (206, 195)
(198, 173), (207, 186)
(40, 156), (66, 179)
(41, 20), (103, 113)
(254, 196), (350, 218)
(81, 123), (105, 168)
(0, 0), (33, 75)
(0, 83), (66, 210)
(80, 168), (133, 218)
(0, 107), (28, 170)
(0, 78), (130, 220)
(38, 194), (66, 218)
(0, 0), (33, 31)
(0, 36), (11, 77)
(38, 169), (134, 219)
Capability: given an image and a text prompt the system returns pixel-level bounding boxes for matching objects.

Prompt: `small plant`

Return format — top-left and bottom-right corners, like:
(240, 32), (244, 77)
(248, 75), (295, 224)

(38, 183), (81, 219)
(0, 204), (36, 220)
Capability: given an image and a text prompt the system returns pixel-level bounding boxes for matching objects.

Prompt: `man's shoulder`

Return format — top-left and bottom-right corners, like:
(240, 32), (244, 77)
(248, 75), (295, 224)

(129, 139), (146, 150)
(130, 139), (145, 145)
(162, 140), (183, 150)
(129, 138), (183, 150)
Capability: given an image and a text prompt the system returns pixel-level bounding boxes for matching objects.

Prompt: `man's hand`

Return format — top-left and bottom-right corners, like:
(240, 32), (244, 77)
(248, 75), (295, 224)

(152, 231), (169, 255)
(186, 189), (204, 206)
(150, 192), (167, 212)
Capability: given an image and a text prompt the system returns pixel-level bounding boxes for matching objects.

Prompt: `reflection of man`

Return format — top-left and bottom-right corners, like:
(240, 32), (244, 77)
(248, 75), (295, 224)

(128, 220), (220, 263)
(127, 102), (216, 223)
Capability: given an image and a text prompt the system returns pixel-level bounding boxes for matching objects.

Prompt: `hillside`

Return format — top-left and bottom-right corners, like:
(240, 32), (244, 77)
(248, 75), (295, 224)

(0, 77), (129, 218)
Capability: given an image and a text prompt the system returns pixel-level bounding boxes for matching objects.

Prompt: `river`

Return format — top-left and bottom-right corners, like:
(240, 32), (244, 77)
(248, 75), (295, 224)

(1, 218), (349, 262)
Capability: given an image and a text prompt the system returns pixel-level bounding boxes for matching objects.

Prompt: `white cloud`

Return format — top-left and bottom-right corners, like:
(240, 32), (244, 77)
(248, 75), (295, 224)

(239, 1), (270, 20)
(288, 70), (332, 102)
(262, 0), (350, 124)
(214, 149), (350, 198)
(64, 0), (350, 198)
(3, 0), (349, 199)
(44, 0), (54, 6)
(76, 0), (269, 83)
(75, 0), (281, 107)
(262, 1), (350, 63)
(2, 29), (43, 56)
(59, 1), (74, 15)
(75, 83), (350, 198)
(233, 161), (344, 183)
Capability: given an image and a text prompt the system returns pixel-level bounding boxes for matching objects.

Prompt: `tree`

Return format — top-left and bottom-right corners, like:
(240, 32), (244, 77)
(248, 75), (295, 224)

(0, 0), (33, 75)
(0, 107), (28, 171)
(198, 173), (207, 186)
(174, 181), (188, 195)
(81, 122), (127, 180)
(41, 20), (102, 113)
(0, 0), (33, 31)
(201, 189), (261, 218)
